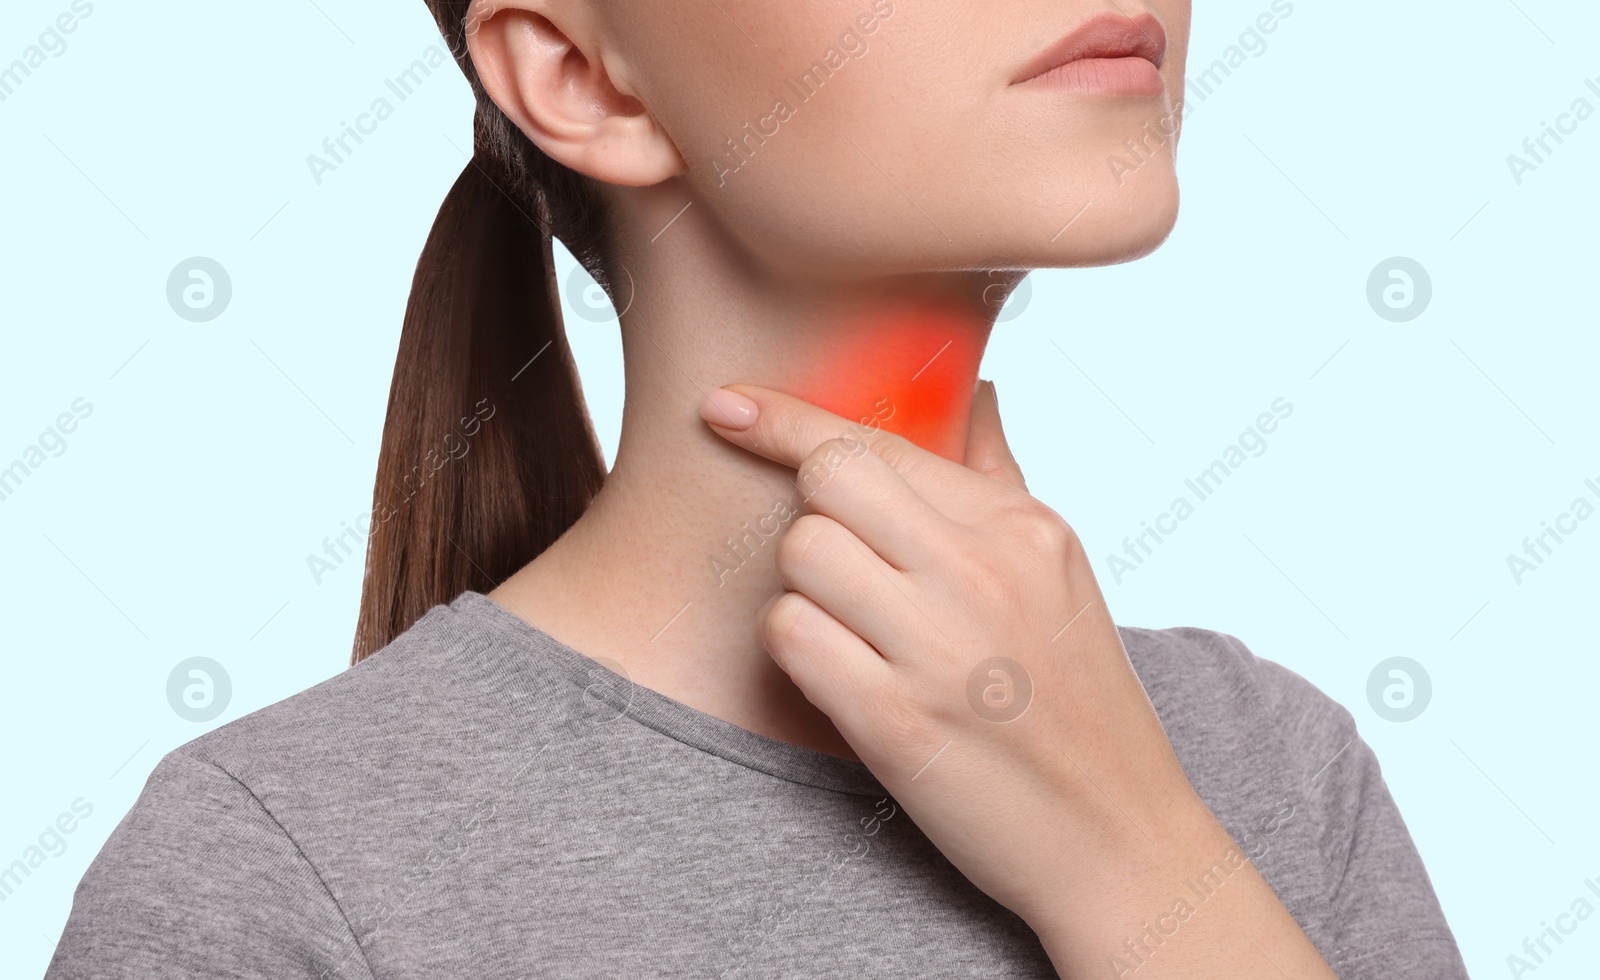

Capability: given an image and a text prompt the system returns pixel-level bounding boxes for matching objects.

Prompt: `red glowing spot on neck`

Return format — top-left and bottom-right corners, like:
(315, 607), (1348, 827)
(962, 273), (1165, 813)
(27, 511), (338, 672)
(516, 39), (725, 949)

(792, 304), (987, 460)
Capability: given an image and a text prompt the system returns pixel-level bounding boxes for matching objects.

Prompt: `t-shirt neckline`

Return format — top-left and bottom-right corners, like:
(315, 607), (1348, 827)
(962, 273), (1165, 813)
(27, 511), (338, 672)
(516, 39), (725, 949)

(447, 590), (890, 799)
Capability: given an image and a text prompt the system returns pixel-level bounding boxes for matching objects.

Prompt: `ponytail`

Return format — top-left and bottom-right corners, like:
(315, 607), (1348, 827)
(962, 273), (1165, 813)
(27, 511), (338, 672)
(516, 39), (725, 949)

(353, 1), (616, 662)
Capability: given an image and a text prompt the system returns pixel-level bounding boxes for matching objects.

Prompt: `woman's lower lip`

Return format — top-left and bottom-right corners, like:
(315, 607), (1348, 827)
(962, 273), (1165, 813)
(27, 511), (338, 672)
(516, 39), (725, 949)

(1019, 57), (1165, 96)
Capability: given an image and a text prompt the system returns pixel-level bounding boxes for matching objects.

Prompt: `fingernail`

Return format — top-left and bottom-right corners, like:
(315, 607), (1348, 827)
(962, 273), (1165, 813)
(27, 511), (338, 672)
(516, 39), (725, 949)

(756, 591), (783, 622)
(699, 387), (759, 430)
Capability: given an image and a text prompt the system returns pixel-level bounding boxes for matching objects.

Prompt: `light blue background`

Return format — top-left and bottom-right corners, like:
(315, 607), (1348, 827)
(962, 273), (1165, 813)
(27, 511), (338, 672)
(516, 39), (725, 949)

(2, 0), (1595, 976)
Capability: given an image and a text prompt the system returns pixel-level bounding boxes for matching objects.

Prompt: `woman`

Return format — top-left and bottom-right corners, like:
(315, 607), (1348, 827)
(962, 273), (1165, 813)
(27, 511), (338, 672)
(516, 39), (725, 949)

(46, 0), (1468, 976)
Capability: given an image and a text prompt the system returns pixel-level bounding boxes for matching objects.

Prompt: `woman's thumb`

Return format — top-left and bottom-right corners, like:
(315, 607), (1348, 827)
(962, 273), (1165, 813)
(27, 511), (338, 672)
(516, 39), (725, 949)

(962, 379), (1027, 492)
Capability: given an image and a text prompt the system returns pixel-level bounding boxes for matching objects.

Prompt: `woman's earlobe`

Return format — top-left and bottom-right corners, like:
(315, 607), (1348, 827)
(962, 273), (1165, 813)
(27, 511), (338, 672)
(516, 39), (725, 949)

(465, 2), (682, 187)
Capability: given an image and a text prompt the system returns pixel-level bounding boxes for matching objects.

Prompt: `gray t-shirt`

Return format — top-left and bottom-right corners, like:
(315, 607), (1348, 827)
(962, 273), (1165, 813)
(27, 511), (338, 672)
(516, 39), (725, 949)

(44, 590), (1468, 978)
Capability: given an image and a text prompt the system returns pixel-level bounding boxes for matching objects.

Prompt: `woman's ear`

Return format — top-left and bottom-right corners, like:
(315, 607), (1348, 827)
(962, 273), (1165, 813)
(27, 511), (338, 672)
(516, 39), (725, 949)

(464, 0), (683, 187)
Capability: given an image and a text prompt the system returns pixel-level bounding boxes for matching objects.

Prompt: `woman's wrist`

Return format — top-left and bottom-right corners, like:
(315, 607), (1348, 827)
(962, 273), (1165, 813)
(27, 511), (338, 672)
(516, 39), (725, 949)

(1019, 800), (1338, 979)
(1012, 788), (1223, 935)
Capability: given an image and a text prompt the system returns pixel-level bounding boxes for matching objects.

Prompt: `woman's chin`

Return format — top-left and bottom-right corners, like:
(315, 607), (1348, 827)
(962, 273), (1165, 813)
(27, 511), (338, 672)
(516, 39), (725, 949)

(1030, 182), (1181, 269)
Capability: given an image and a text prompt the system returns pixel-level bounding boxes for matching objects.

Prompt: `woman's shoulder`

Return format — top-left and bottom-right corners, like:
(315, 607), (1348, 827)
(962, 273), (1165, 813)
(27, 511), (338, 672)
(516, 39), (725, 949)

(1119, 622), (1466, 973)
(177, 599), (471, 767)
(156, 591), (557, 813)
(1115, 622), (1355, 745)
(46, 593), (551, 977)
(1111, 622), (1363, 862)
(37, 607), (479, 980)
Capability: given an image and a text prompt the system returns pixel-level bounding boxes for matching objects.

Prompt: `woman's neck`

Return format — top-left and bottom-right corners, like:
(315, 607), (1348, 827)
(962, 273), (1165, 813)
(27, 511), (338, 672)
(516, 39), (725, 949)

(492, 218), (1003, 760)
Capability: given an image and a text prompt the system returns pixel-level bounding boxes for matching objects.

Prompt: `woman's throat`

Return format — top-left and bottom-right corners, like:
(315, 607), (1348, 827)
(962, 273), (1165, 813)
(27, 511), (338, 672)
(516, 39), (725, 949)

(790, 303), (989, 462)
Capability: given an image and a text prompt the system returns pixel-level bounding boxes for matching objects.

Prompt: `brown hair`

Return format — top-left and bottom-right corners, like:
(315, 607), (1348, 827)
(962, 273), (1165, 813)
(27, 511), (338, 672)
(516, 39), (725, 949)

(351, 1), (615, 663)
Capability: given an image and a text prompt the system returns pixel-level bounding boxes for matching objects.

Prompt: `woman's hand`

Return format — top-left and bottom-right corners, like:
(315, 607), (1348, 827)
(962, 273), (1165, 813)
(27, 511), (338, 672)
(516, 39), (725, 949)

(698, 380), (1337, 979)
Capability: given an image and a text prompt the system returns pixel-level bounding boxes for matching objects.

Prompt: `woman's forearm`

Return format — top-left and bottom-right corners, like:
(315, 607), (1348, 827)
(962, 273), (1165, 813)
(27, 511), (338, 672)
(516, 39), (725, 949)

(1022, 802), (1339, 979)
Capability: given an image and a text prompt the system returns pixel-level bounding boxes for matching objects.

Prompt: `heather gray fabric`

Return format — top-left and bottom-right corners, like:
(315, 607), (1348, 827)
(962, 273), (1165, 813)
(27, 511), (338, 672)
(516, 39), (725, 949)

(45, 590), (1468, 979)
